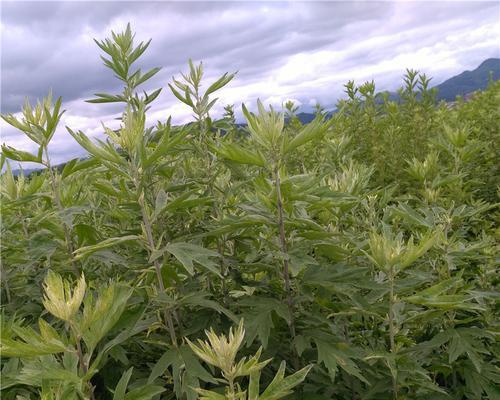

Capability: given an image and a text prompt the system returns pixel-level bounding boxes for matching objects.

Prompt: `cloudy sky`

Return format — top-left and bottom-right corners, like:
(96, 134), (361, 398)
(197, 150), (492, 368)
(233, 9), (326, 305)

(1, 0), (499, 166)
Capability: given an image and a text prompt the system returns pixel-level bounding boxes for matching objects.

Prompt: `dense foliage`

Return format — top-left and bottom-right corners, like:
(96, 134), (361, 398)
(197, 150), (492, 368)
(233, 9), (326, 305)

(1, 25), (499, 400)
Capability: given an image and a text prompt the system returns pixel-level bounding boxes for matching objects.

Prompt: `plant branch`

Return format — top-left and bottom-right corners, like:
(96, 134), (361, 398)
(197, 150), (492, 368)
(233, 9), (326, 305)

(43, 146), (79, 277)
(388, 264), (398, 400)
(274, 164), (296, 339)
(137, 191), (178, 347)
(71, 325), (95, 400)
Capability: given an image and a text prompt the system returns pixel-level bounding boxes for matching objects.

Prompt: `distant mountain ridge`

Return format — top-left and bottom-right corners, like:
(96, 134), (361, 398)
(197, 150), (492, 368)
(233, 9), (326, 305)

(293, 58), (500, 123)
(434, 58), (499, 101)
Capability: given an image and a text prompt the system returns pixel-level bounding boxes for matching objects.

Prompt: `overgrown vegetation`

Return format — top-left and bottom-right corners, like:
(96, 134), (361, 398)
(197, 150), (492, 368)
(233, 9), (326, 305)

(1, 25), (499, 400)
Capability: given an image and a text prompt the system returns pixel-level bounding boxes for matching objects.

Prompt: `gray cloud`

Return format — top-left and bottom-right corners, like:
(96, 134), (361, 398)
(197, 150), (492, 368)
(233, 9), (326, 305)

(0, 1), (392, 112)
(1, 1), (499, 166)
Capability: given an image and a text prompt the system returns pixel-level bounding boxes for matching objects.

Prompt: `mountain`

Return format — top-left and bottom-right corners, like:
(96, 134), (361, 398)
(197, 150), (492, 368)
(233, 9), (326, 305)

(295, 112), (319, 124)
(11, 167), (42, 177)
(292, 58), (500, 123)
(434, 58), (500, 101)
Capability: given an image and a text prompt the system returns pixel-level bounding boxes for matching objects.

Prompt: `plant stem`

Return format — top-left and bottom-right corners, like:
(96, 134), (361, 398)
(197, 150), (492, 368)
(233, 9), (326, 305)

(18, 212), (29, 238)
(227, 375), (236, 400)
(44, 146), (79, 277)
(218, 236), (229, 307)
(388, 264), (397, 400)
(0, 261), (11, 304)
(388, 273), (395, 353)
(210, 168), (230, 306)
(137, 193), (178, 347)
(71, 325), (95, 400)
(343, 322), (358, 399)
(273, 164), (296, 339)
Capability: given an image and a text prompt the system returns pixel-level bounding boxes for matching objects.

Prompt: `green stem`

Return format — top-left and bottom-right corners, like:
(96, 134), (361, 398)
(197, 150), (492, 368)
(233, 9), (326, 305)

(71, 325), (95, 400)
(44, 146), (79, 277)
(18, 211), (29, 238)
(0, 260), (11, 304)
(227, 375), (236, 400)
(138, 192), (178, 347)
(343, 322), (358, 399)
(388, 265), (397, 400)
(274, 164), (296, 339)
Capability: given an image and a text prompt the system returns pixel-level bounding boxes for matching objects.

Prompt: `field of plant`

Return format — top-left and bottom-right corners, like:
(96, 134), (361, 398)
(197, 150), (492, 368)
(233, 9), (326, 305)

(1, 25), (499, 400)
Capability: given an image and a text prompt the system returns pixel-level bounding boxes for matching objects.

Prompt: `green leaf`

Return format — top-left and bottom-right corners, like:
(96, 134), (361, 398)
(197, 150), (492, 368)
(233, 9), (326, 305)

(194, 389), (226, 400)
(314, 339), (337, 381)
(164, 242), (221, 277)
(205, 72), (236, 96)
(89, 309), (152, 372)
(67, 127), (125, 165)
(1, 145), (42, 163)
(418, 328), (492, 373)
(44, 96), (64, 141)
(391, 203), (434, 229)
(73, 235), (139, 260)
(217, 142), (266, 167)
(148, 348), (176, 384)
(168, 83), (194, 107)
(400, 229), (441, 269)
(153, 189), (168, 221)
(144, 124), (188, 168)
(0, 358), (21, 390)
(288, 246), (317, 277)
(313, 243), (349, 262)
(15, 355), (82, 388)
(447, 328), (491, 372)
(283, 116), (328, 154)
(144, 88), (162, 105)
(134, 67), (161, 87)
(2, 114), (31, 135)
(61, 157), (99, 179)
(148, 345), (215, 400)
(240, 297), (290, 348)
(124, 385), (166, 400)
(113, 367), (133, 400)
(406, 293), (485, 311)
(129, 39), (152, 64)
(260, 362), (312, 400)
(1, 321), (68, 358)
(405, 275), (484, 311)
(248, 369), (261, 400)
(92, 180), (123, 198)
(414, 276), (464, 297)
(162, 191), (212, 213)
(86, 92), (126, 104)
(81, 283), (134, 354)
(314, 339), (368, 384)
(179, 292), (238, 322)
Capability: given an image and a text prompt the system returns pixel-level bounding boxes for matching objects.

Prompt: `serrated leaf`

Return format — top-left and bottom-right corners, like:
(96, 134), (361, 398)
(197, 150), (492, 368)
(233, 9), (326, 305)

(260, 362), (312, 400)
(165, 242), (221, 277)
(314, 339), (368, 384)
(81, 283), (133, 354)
